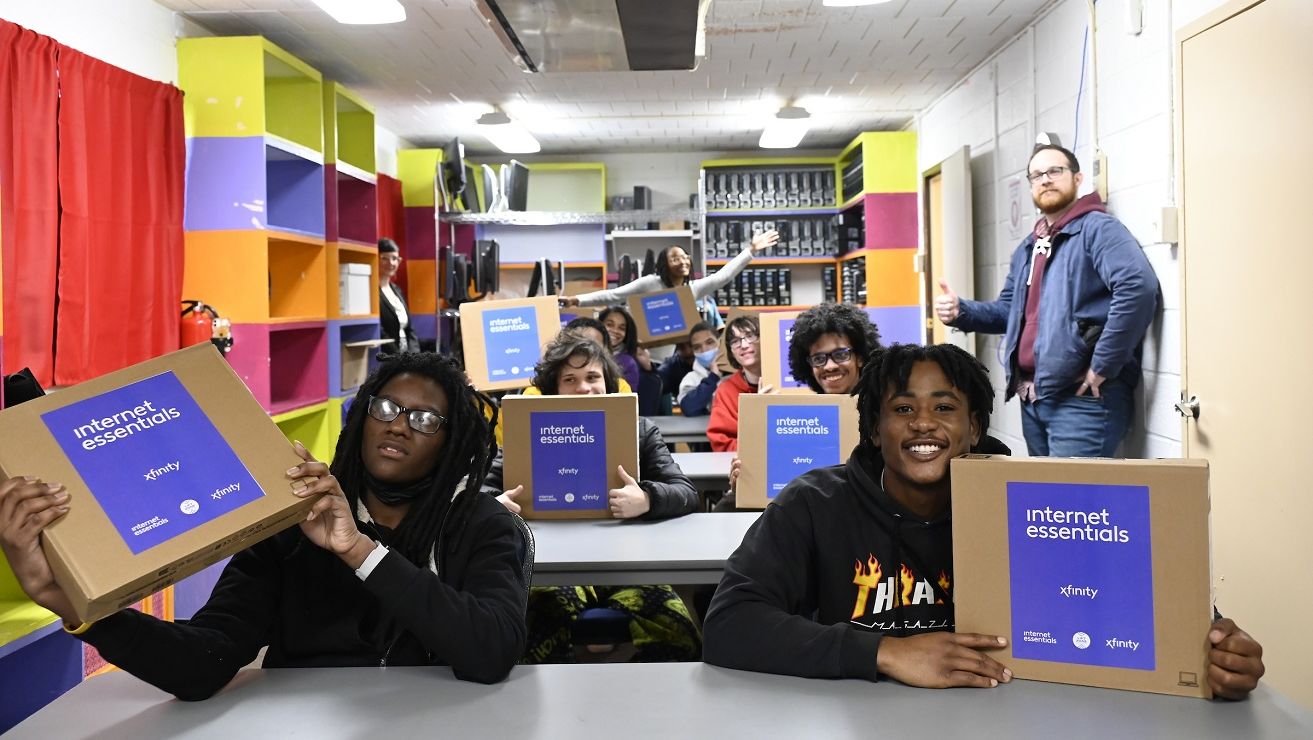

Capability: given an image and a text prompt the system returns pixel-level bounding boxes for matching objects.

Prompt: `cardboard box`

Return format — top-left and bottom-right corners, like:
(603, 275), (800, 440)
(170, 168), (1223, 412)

(756, 310), (812, 394)
(736, 394), (860, 509)
(0, 344), (319, 623)
(951, 456), (1212, 698)
(500, 394), (640, 520)
(459, 296), (562, 391)
(338, 262), (373, 316)
(627, 286), (701, 347)
(341, 338), (391, 392)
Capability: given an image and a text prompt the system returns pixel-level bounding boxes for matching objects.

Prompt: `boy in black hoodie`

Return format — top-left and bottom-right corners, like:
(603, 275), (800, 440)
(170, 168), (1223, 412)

(704, 343), (1265, 698)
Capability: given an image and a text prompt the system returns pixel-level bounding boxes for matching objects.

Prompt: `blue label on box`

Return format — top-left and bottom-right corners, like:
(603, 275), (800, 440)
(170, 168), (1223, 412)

(765, 405), (841, 499)
(529, 410), (608, 511)
(640, 294), (686, 337)
(483, 306), (540, 381)
(40, 372), (264, 555)
(778, 319), (805, 388)
(1007, 481), (1155, 670)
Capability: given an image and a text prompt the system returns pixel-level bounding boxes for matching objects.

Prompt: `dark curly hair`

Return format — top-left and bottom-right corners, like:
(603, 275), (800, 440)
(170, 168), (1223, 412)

(855, 343), (994, 447)
(331, 352), (497, 567)
(654, 245), (689, 288)
(723, 314), (760, 371)
(597, 305), (638, 356)
(530, 333), (621, 395)
(563, 316), (608, 344)
(787, 302), (882, 393)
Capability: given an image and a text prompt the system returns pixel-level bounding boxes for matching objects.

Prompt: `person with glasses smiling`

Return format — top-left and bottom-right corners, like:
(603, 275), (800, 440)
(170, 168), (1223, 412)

(934, 144), (1159, 458)
(787, 302), (882, 396)
(707, 314), (767, 452)
(0, 353), (532, 699)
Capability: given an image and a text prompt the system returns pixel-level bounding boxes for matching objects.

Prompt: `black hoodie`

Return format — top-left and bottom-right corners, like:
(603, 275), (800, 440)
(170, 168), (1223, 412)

(703, 437), (1010, 680)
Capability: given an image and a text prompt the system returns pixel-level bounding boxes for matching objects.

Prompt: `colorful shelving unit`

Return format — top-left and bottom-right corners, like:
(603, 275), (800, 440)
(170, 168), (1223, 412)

(178, 36), (331, 415)
(698, 133), (921, 344)
(397, 148), (445, 345)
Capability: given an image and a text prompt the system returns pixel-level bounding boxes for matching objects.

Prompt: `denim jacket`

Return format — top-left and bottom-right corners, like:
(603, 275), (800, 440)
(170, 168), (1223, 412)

(951, 211), (1159, 401)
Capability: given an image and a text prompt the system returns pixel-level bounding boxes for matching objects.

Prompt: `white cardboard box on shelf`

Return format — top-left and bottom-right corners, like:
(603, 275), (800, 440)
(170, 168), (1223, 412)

(339, 263), (372, 316)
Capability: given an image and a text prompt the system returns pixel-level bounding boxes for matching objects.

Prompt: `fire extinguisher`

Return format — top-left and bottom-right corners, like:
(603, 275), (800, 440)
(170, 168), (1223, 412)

(180, 300), (234, 355)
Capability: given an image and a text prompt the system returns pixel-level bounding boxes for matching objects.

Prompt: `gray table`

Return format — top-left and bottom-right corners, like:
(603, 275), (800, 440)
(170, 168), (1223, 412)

(647, 414), (709, 444)
(528, 512), (757, 586)
(12, 663), (1312, 739)
(672, 450), (736, 492)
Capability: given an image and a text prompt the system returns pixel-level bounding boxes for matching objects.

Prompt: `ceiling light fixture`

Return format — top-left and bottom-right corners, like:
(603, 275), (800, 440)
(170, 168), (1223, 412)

(477, 110), (542, 154)
(821, 0), (895, 7)
(759, 106), (812, 149)
(310, 0), (406, 25)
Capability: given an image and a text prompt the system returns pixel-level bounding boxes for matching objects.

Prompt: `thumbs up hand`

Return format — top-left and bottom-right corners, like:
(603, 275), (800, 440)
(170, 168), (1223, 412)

(934, 278), (961, 324)
(607, 465), (651, 519)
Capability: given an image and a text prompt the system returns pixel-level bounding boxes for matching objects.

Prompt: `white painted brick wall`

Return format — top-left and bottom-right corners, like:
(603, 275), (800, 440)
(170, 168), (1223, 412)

(915, 0), (1188, 459)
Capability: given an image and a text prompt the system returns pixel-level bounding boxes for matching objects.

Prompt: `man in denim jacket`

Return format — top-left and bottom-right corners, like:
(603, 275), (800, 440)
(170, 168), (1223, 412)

(934, 144), (1159, 457)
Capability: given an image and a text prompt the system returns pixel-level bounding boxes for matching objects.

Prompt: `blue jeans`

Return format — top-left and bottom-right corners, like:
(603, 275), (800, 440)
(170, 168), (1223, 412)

(1020, 378), (1134, 458)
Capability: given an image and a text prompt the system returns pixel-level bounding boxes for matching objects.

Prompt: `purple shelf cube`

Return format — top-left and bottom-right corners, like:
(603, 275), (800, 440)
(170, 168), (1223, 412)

(328, 318), (383, 397)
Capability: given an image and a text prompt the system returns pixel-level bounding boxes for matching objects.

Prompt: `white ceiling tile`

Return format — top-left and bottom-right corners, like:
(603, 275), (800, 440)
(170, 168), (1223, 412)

(162, 0), (1050, 153)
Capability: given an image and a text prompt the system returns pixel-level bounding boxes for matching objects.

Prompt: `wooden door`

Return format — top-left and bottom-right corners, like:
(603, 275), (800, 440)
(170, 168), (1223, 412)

(921, 146), (973, 351)
(1178, 0), (1313, 709)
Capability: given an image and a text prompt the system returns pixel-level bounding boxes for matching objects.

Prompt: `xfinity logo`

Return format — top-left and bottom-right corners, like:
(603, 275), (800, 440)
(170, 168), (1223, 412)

(1106, 637), (1141, 652)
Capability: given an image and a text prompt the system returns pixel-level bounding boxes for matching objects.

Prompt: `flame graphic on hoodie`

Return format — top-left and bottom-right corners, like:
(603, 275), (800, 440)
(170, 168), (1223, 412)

(851, 555), (883, 620)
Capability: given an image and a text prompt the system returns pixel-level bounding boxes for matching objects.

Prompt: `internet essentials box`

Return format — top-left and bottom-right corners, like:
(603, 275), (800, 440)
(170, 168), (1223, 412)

(628, 286), (700, 347)
(0, 344), (319, 623)
(951, 456), (1212, 698)
(459, 296), (561, 391)
(756, 310), (811, 394)
(500, 394), (639, 520)
(736, 394), (860, 509)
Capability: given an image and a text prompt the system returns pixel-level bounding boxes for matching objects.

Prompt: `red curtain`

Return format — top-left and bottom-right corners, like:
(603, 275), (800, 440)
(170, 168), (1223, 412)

(53, 48), (184, 385)
(0, 21), (60, 385)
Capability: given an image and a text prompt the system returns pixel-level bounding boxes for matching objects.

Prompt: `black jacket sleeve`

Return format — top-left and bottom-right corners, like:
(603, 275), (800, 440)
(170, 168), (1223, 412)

(76, 534), (288, 701)
(702, 486), (882, 680)
(481, 448), (506, 496)
(636, 418), (700, 519)
(361, 494), (528, 684)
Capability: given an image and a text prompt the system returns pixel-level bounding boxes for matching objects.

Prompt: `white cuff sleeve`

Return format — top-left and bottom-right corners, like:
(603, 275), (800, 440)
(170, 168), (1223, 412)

(353, 542), (390, 581)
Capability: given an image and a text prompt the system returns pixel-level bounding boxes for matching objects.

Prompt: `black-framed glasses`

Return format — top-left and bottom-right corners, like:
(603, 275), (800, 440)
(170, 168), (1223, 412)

(366, 396), (447, 434)
(1027, 166), (1070, 183)
(729, 333), (759, 348)
(807, 347), (855, 368)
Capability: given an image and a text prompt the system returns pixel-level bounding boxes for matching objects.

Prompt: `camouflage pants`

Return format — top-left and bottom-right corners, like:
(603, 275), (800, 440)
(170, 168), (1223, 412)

(522, 585), (701, 664)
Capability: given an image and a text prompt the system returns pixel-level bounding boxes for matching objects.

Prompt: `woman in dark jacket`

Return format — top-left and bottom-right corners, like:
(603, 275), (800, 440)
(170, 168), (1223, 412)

(378, 237), (421, 354)
(484, 333), (702, 662)
(0, 353), (530, 699)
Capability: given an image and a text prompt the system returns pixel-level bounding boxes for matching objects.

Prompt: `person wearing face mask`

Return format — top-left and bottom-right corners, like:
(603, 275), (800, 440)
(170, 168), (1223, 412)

(0, 354), (531, 699)
(560, 231), (780, 331)
(675, 322), (723, 417)
(482, 333), (702, 663)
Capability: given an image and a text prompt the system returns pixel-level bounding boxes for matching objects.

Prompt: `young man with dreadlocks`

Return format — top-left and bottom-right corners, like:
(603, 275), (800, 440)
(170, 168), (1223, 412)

(703, 344), (1266, 697)
(0, 353), (531, 699)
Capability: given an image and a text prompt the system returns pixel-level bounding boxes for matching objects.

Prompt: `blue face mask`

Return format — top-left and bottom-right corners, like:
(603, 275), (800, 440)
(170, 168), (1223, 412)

(695, 348), (719, 369)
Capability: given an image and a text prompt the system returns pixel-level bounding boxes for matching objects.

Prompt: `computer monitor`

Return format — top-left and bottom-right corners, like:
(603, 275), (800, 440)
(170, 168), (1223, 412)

(440, 138), (466, 210)
(442, 243), (463, 304)
(474, 239), (500, 295)
(501, 160), (529, 211)
(481, 164), (502, 212)
(462, 163), (482, 212)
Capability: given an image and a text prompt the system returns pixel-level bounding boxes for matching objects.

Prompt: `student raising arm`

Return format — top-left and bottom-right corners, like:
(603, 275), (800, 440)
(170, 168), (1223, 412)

(0, 353), (529, 699)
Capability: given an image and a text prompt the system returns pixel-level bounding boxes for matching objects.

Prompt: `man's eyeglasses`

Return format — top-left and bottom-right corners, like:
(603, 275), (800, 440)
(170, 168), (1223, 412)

(1027, 166), (1070, 184)
(807, 347), (855, 368)
(366, 396), (447, 434)
(729, 333), (759, 348)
